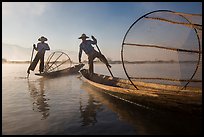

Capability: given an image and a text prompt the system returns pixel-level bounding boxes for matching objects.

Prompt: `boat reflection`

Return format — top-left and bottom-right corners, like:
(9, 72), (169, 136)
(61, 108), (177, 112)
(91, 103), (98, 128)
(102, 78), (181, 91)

(27, 78), (50, 120)
(80, 82), (202, 135)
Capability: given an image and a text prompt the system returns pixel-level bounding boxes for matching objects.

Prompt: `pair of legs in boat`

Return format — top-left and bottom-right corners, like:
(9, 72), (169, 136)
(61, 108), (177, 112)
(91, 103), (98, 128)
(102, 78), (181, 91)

(27, 52), (45, 74)
(88, 50), (111, 74)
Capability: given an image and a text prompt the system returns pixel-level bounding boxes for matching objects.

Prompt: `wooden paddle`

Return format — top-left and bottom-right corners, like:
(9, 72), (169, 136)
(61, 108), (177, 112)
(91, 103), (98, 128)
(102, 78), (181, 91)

(95, 42), (114, 77)
(27, 45), (35, 78)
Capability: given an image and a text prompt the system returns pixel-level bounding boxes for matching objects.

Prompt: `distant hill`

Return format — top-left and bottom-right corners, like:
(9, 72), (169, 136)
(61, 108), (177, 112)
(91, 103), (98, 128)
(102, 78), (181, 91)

(2, 43), (78, 62)
(2, 43), (32, 61)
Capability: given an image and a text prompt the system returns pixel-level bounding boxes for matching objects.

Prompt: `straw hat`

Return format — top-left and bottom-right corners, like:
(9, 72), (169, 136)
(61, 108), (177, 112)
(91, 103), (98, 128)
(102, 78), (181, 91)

(78, 33), (89, 39)
(38, 36), (48, 41)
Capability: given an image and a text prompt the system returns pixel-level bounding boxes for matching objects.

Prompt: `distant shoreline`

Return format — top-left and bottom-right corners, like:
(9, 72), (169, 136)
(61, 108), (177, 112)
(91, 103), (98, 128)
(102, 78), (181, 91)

(2, 60), (198, 64)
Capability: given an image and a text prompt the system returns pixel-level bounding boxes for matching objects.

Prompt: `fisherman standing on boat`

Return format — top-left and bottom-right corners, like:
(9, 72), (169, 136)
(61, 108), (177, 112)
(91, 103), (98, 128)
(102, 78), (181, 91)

(27, 36), (50, 74)
(78, 33), (111, 73)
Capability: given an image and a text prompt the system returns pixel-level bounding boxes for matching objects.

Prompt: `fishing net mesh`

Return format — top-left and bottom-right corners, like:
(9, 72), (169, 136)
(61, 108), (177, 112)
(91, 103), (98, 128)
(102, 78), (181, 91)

(122, 10), (202, 89)
(44, 51), (72, 73)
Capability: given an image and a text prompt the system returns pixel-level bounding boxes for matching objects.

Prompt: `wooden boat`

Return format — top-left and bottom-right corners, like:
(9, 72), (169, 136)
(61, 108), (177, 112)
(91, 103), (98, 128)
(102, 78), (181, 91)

(35, 63), (85, 77)
(80, 83), (202, 134)
(80, 69), (202, 115)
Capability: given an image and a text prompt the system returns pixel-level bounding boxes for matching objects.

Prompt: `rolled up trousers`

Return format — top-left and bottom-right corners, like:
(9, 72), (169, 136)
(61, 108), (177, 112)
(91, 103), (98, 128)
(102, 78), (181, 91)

(28, 51), (45, 72)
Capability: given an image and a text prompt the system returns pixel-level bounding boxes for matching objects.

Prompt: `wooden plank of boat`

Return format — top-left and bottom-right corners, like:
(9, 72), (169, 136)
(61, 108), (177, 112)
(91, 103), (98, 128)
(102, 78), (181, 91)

(80, 69), (202, 114)
(35, 63), (85, 77)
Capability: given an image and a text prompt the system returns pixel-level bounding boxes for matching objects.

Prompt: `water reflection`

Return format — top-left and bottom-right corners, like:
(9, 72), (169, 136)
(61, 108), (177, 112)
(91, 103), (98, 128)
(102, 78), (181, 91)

(27, 78), (50, 120)
(79, 84), (103, 126)
(80, 82), (202, 135)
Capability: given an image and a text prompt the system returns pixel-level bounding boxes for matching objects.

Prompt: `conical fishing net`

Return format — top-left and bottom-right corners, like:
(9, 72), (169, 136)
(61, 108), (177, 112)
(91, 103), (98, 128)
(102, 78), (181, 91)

(44, 51), (72, 73)
(121, 10), (202, 89)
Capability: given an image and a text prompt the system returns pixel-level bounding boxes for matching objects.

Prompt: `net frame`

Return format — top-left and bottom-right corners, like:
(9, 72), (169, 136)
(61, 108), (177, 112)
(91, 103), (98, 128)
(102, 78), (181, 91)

(44, 51), (72, 73)
(121, 10), (202, 90)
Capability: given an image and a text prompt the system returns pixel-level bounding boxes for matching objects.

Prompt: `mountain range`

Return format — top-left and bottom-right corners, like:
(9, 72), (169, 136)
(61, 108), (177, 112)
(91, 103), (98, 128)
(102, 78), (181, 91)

(2, 43), (78, 62)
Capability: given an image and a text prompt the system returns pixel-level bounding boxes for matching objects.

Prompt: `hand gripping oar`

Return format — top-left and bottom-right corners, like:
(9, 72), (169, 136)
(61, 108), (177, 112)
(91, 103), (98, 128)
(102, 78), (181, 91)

(95, 43), (114, 77)
(27, 45), (35, 78)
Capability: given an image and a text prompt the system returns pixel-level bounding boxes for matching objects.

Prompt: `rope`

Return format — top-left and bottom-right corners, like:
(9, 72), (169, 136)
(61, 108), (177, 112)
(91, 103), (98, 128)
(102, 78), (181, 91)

(173, 12), (202, 17)
(145, 16), (202, 31)
(130, 77), (202, 82)
(123, 43), (202, 54)
(121, 60), (198, 64)
(102, 90), (152, 110)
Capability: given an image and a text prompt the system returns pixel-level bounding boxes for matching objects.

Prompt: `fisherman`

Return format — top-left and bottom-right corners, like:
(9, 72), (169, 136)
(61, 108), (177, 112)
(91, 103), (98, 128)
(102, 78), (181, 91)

(78, 33), (111, 74)
(27, 36), (50, 74)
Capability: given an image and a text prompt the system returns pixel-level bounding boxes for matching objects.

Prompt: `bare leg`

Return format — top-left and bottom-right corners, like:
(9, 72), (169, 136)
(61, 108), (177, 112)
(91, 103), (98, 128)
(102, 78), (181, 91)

(88, 55), (94, 74)
(27, 52), (41, 73)
(39, 54), (44, 73)
(97, 53), (111, 68)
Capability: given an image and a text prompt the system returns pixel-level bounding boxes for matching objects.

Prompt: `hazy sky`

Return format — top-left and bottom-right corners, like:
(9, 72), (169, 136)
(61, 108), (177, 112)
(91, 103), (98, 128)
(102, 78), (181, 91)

(2, 2), (202, 60)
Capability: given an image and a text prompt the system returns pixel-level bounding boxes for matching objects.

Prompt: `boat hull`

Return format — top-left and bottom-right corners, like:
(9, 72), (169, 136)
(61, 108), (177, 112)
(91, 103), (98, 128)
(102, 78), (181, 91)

(80, 69), (202, 115)
(35, 63), (85, 77)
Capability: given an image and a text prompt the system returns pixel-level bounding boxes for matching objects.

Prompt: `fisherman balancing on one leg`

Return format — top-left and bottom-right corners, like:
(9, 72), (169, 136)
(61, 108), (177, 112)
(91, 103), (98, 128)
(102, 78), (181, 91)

(27, 36), (50, 75)
(78, 33), (111, 74)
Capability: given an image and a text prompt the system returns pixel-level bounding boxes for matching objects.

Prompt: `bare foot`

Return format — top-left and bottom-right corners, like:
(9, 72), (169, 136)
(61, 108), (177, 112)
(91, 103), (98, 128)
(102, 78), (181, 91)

(27, 69), (30, 74)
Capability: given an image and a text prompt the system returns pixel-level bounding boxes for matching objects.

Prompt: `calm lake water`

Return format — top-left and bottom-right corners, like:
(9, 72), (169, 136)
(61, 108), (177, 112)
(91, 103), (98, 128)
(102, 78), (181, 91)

(2, 63), (202, 135)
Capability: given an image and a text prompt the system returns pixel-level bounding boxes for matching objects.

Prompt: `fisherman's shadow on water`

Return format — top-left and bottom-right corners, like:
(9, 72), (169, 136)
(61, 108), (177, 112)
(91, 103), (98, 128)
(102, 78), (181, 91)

(27, 78), (50, 120)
